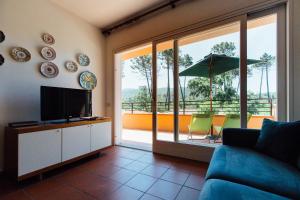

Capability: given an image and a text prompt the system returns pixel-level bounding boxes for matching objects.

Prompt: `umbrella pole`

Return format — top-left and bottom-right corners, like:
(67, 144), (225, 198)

(210, 75), (213, 136)
(210, 76), (212, 112)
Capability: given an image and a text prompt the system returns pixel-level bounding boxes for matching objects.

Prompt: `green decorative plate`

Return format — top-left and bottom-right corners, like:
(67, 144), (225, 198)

(79, 71), (97, 90)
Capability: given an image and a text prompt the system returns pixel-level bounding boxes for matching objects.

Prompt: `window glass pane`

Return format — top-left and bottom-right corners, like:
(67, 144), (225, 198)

(156, 40), (175, 141)
(177, 22), (241, 145)
(247, 14), (277, 129)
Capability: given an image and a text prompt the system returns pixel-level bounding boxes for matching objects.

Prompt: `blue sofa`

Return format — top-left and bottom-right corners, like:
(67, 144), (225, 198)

(199, 128), (300, 200)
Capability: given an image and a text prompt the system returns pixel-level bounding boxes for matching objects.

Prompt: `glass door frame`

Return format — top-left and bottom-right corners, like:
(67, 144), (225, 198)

(151, 6), (287, 147)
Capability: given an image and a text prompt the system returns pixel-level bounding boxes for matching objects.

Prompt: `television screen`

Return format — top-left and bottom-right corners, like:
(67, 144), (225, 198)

(65, 88), (92, 119)
(41, 86), (92, 121)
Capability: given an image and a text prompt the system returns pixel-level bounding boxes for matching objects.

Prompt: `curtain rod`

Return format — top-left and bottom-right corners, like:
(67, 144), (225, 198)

(102, 0), (192, 36)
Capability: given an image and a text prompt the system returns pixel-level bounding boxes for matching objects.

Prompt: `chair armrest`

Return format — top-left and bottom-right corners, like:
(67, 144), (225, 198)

(222, 128), (260, 148)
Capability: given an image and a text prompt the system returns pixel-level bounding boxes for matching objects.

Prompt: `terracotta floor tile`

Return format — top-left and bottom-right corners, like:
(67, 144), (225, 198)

(137, 155), (156, 164)
(110, 169), (137, 184)
(126, 174), (157, 192)
(0, 176), (22, 196)
(119, 151), (146, 160)
(184, 174), (205, 190)
(107, 185), (143, 200)
(161, 169), (189, 185)
(65, 173), (121, 198)
(176, 186), (201, 200)
(123, 161), (149, 172)
(140, 193), (163, 200)
(56, 170), (93, 185)
(0, 146), (208, 200)
(53, 166), (89, 183)
(24, 178), (64, 199)
(141, 165), (169, 178)
(1, 190), (31, 200)
(109, 157), (134, 167)
(36, 185), (94, 200)
(89, 163), (121, 177)
(147, 179), (181, 200)
(170, 162), (208, 175)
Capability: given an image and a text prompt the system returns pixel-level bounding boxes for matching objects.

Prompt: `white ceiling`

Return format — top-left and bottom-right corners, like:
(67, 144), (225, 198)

(50, 0), (164, 28)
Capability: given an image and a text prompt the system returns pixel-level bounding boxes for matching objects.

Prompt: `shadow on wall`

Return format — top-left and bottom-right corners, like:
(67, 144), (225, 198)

(0, 126), (4, 171)
(0, 86), (40, 171)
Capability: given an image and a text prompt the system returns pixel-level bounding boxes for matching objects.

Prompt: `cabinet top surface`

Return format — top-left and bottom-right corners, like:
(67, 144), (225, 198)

(6, 118), (112, 134)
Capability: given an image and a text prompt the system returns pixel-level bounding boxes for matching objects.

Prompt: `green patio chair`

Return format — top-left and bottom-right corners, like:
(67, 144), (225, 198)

(188, 113), (213, 140)
(214, 113), (252, 139)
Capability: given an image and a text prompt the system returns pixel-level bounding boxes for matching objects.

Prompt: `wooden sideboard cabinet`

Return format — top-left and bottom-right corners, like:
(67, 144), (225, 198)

(4, 118), (112, 181)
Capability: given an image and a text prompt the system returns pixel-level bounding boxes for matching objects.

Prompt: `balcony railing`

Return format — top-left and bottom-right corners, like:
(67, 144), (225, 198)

(122, 98), (275, 116)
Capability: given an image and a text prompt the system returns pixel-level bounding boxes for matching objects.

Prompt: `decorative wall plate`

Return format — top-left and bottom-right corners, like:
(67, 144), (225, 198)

(0, 31), (5, 43)
(11, 47), (31, 62)
(42, 33), (55, 45)
(79, 71), (97, 90)
(41, 46), (56, 60)
(65, 61), (78, 72)
(40, 62), (59, 78)
(77, 54), (90, 66)
(0, 54), (4, 66)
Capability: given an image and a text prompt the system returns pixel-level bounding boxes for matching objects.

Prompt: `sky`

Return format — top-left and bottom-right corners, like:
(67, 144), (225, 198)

(121, 20), (277, 95)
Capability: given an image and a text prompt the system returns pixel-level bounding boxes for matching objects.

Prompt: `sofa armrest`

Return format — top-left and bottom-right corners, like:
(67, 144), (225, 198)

(222, 128), (260, 148)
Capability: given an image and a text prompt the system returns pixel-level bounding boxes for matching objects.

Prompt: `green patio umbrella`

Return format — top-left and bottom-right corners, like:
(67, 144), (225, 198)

(179, 53), (261, 111)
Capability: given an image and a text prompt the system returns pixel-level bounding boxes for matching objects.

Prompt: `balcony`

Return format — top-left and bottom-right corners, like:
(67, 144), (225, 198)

(121, 99), (275, 146)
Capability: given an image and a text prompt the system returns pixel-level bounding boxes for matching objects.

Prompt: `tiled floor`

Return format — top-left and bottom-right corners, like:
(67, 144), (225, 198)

(0, 146), (208, 200)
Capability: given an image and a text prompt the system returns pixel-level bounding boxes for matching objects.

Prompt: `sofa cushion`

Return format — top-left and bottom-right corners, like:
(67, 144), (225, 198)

(199, 179), (289, 200)
(255, 119), (300, 164)
(206, 145), (300, 199)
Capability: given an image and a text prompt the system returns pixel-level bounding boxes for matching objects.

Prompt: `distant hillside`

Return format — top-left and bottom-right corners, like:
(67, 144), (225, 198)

(122, 87), (191, 101)
(122, 88), (276, 102)
(122, 88), (139, 100)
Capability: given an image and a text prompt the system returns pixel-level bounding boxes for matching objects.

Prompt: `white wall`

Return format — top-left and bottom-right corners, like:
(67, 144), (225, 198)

(0, 0), (106, 171)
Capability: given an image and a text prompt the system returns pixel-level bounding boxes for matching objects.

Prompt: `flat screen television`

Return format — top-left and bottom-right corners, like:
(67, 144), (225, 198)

(41, 86), (92, 121)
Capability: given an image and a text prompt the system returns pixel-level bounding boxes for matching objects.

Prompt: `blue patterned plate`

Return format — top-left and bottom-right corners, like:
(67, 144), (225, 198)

(77, 54), (90, 66)
(79, 71), (97, 90)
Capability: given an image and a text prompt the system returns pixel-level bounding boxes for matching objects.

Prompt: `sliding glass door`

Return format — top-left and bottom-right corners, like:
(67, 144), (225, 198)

(152, 6), (285, 149)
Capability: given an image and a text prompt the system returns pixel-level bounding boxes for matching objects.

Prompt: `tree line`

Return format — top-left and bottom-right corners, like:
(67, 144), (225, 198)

(124, 42), (275, 114)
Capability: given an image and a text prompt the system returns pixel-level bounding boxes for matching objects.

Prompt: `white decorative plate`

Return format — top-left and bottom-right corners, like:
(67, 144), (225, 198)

(65, 61), (78, 72)
(77, 54), (90, 66)
(41, 46), (56, 61)
(79, 71), (97, 90)
(11, 47), (31, 62)
(40, 62), (59, 78)
(42, 33), (55, 45)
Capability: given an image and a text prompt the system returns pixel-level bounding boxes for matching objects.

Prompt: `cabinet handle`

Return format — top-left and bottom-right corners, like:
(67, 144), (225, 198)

(56, 130), (60, 133)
